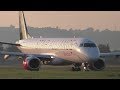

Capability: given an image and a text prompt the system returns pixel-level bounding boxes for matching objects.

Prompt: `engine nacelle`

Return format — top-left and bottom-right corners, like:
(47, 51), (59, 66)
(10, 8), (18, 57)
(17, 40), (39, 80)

(23, 56), (41, 71)
(89, 59), (105, 71)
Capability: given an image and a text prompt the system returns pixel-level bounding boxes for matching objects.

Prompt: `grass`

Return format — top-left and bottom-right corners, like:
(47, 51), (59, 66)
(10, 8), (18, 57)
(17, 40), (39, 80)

(0, 65), (120, 79)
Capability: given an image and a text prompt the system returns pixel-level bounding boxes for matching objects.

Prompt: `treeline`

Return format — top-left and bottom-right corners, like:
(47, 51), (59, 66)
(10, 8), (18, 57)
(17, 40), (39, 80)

(98, 44), (111, 53)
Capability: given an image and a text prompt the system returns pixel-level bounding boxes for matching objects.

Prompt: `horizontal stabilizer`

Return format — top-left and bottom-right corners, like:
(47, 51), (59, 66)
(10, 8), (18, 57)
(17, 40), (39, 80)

(0, 42), (21, 46)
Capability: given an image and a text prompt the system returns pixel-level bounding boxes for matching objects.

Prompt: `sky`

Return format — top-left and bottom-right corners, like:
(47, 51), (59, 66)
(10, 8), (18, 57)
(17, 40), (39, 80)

(0, 11), (120, 31)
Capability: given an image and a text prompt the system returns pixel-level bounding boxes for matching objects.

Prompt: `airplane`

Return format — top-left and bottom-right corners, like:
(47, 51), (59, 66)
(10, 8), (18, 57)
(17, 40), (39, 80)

(0, 11), (120, 71)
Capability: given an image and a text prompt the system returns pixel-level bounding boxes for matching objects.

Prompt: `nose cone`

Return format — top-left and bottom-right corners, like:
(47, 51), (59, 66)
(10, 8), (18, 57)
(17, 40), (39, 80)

(82, 48), (100, 61)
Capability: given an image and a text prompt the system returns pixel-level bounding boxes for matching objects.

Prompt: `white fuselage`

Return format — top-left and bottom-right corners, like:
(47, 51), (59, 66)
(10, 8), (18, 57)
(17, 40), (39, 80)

(16, 38), (100, 63)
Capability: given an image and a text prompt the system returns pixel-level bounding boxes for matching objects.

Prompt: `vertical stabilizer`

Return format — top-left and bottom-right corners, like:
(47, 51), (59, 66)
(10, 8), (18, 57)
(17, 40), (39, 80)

(19, 11), (31, 40)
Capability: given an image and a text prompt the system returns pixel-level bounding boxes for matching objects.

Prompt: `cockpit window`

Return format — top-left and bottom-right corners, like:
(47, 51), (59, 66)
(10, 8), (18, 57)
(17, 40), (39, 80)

(80, 43), (84, 47)
(79, 43), (96, 47)
(84, 43), (96, 47)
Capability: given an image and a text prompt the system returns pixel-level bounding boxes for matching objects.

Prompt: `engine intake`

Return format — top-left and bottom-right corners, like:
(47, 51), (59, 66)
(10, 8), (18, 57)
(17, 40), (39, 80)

(89, 59), (105, 71)
(23, 56), (41, 71)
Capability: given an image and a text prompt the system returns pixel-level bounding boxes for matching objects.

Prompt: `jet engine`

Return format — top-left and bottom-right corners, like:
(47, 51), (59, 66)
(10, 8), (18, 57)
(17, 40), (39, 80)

(23, 56), (41, 71)
(89, 59), (105, 71)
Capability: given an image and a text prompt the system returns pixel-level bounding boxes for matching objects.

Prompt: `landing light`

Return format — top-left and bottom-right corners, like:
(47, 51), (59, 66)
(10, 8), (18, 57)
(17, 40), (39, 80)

(51, 56), (54, 59)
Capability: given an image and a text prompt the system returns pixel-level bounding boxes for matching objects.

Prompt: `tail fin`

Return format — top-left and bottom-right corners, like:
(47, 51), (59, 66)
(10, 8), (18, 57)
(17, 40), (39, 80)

(19, 11), (31, 40)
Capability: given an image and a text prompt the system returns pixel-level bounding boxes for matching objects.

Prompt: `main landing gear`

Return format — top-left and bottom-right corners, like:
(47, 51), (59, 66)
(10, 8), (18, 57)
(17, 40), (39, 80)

(72, 63), (81, 71)
(72, 62), (90, 71)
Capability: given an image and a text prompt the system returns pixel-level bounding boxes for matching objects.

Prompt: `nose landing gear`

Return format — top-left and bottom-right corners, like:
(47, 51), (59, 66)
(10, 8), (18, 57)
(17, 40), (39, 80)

(82, 62), (90, 71)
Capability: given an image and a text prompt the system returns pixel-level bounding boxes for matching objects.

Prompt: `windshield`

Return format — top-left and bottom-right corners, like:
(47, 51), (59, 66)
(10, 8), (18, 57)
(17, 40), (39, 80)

(80, 43), (96, 47)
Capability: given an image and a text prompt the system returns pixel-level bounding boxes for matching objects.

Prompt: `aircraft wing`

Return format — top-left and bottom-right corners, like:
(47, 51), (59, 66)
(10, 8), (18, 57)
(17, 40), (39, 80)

(0, 41), (55, 60)
(0, 51), (55, 60)
(100, 52), (120, 58)
(0, 41), (21, 46)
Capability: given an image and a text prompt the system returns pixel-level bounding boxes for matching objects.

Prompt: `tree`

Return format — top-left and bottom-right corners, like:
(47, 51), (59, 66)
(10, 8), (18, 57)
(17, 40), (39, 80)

(98, 44), (111, 53)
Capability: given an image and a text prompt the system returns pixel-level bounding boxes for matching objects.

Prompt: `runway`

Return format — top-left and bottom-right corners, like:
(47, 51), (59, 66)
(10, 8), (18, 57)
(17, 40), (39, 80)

(0, 56), (119, 79)
(0, 65), (119, 79)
